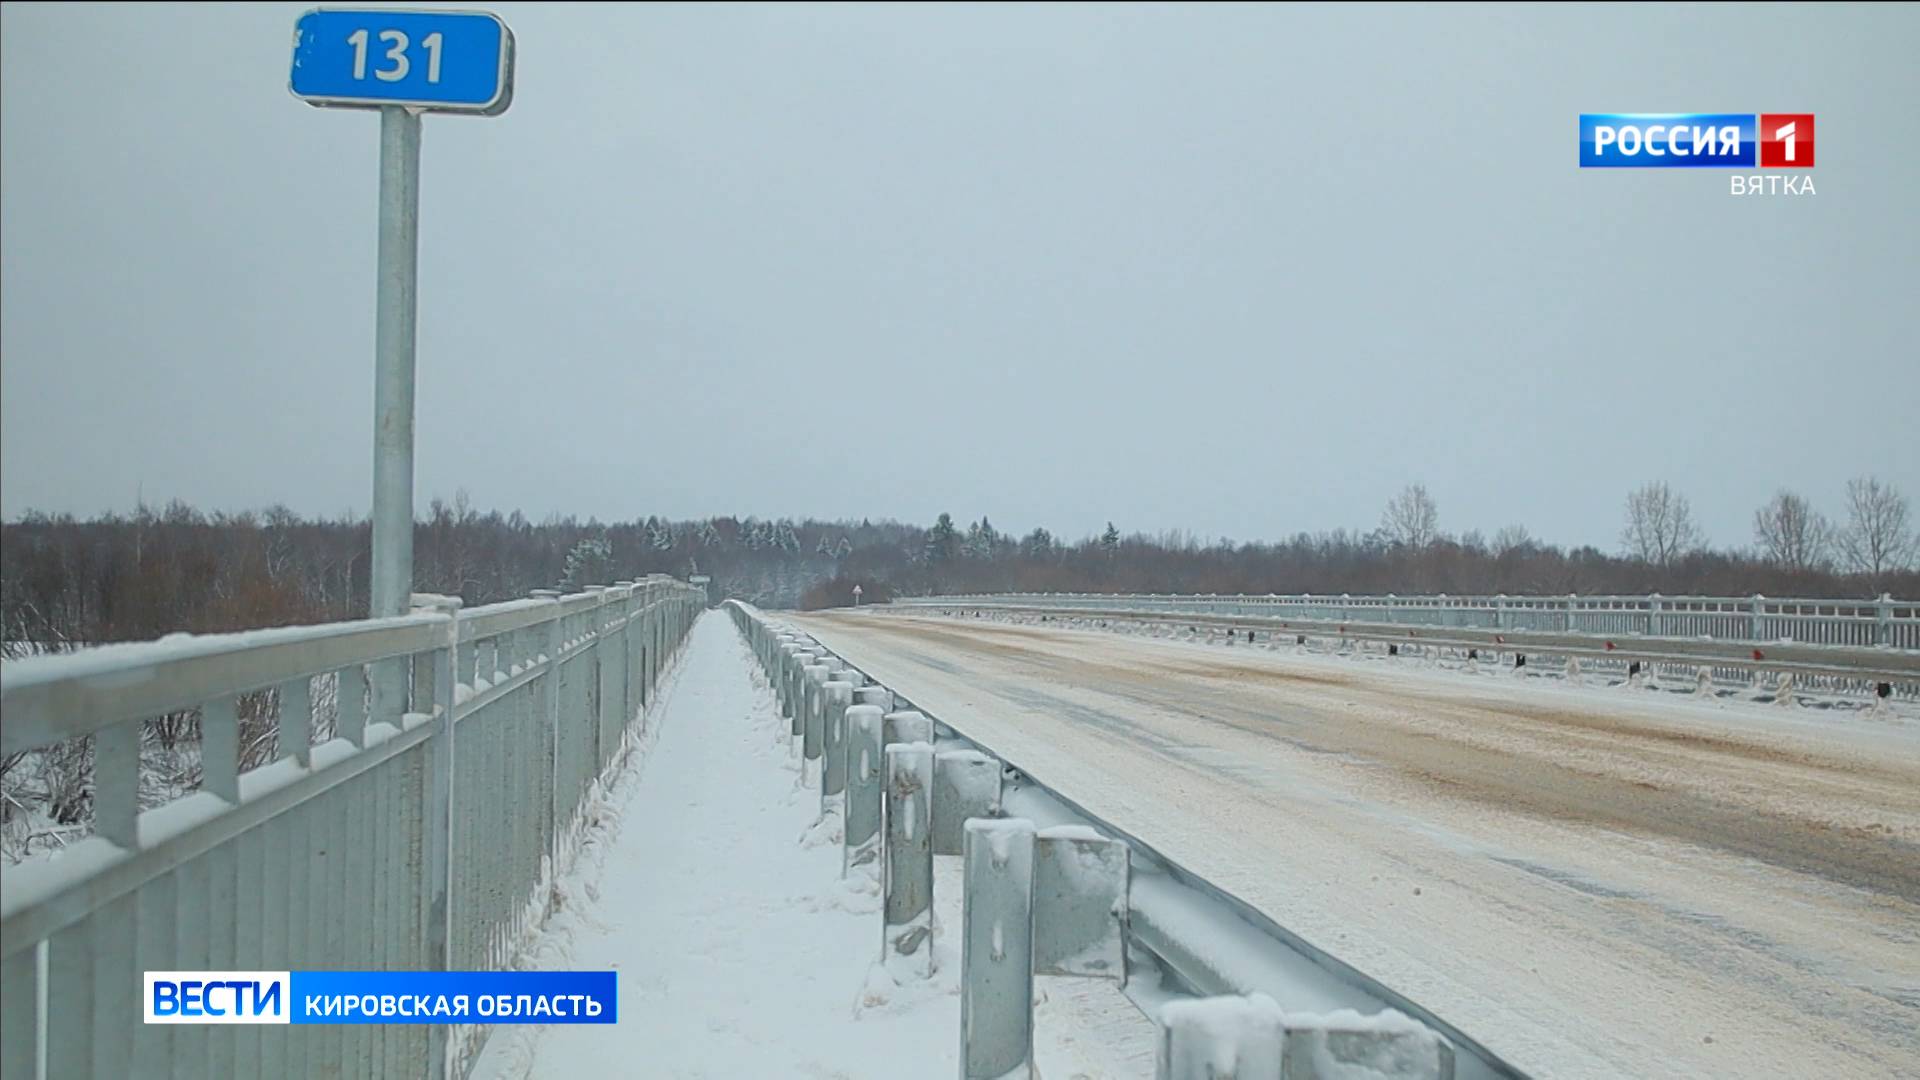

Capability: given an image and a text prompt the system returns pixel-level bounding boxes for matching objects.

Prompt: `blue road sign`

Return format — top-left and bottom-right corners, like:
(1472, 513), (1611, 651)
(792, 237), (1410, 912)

(291, 9), (514, 114)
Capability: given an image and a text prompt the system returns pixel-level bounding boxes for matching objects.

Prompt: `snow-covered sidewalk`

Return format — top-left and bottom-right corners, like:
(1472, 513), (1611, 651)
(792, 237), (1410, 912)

(472, 612), (1148, 1080)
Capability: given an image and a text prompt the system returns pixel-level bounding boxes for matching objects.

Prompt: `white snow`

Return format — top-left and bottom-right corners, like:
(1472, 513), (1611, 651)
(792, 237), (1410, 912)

(1285, 1007), (1448, 1080)
(471, 613), (1140, 1080)
(0, 611), (447, 691)
(967, 816), (1032, 865)
(1036, 824), (1106, 843)
(1157, 993), (1284, 1076)
(1158, 997), (1444, 1080)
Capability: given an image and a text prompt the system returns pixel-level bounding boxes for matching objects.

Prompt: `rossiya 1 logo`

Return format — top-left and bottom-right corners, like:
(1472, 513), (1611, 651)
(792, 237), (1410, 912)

(1579, 113), (1815, 196)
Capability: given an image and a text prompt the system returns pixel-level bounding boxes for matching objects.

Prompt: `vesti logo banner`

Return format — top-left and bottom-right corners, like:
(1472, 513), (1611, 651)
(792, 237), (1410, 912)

(145, 971), (618, 1025)
(1580, 114), (1814, 168)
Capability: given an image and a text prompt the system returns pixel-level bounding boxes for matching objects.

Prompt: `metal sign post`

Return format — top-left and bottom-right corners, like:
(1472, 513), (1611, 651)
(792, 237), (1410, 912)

(370, 103), (420, 629)
(291, 8), (515, 725)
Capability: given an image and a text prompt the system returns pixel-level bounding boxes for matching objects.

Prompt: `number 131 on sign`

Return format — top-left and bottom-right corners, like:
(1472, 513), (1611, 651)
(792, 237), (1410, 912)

(291, 8), (515, 115)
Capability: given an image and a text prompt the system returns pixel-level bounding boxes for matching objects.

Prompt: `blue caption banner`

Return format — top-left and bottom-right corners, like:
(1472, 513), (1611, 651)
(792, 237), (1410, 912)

(289, 971), (616, 1024)
(1579, 113), (1755, 167)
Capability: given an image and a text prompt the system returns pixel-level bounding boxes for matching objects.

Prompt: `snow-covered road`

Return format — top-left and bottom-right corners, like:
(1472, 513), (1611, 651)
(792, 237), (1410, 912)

(474, 612), (1149, 1080)
(792, 611), (1920, 1080)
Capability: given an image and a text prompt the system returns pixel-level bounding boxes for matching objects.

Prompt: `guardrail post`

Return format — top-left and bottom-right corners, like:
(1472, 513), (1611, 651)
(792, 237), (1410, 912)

(856, 685), (895, 714)
(531, 590), (564, 873)
(1647, 592), (1662, 637)
(786, 649), (810, 737)
(1880, 593), (1896, 647)
(1033, 826), (1129, 979)
(638, 592), (653, 699)
(934, 750), (1003, 856)
(884, 742), (935, 980)
(579, 586), (608, 769)
(1750, 594), (1765, 641)
(1156, 994), (1284, 1079)
(803, 664), (832, 762)
(648, 591), (662, 702)
(769, 636), (788, 684)
(94, 719), (140, 850)
(961, 817), (1035, 1080)
(884, 710), (934, 749)
(775, 639), (800, 693)
(822, 680), (854, 805)
(411, 592), (462, 1080)
(844, 704), (886, 875)
(786, 648), (817, 735)
(614, 582), (636, 726)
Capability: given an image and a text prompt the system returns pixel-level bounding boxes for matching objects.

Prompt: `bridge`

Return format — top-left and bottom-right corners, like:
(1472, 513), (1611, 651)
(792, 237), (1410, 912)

(3, 586), (1916, 1078)
(4, 1), (1916, 1076)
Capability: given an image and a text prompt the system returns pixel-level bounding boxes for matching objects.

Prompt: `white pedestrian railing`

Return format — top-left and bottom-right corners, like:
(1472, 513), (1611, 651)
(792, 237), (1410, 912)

(900, 591), (1918, 650)
(0, 576), (704, 1080)
(728, 601), (1510, 1080)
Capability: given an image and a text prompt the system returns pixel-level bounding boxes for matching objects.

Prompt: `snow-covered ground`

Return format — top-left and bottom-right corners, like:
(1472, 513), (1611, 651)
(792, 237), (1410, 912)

(472, 612), (1153, 1080)
(794, 609), (1920, 1080)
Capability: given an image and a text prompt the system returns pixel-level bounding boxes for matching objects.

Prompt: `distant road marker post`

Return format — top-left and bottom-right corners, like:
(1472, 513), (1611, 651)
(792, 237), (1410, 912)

(289, 8), (515, 728)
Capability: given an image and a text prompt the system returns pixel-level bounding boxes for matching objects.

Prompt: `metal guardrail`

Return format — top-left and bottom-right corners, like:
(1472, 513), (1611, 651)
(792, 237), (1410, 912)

(889, 594), (1920, 698)
(899, 591), (1919, 650)
(730, 602), (1513, 1080)
(0, 576), (704, 1080)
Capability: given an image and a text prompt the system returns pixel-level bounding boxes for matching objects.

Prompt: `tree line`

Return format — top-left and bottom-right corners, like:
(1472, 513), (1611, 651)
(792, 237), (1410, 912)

(0, 493), (924, 650)
(2, 476), (1913, 649)
(893, 474), (1915, 608)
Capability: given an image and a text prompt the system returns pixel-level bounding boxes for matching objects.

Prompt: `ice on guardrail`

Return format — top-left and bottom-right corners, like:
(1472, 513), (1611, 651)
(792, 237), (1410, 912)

(1156, 994), (1455, 1079)
(1157, 993), (1285, 1079)
(1281, 1007), (1455, 1079)
(1034, 825), (1129, 980)
(933, 749), (1002, 856)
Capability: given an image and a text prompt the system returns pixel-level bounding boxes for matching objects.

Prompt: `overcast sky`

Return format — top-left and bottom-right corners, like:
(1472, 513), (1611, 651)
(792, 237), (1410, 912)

(3, 3), (1915, 550)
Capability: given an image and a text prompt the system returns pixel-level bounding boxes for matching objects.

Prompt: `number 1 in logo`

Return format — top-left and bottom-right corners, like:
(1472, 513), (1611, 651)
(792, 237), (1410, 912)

(1759, 114), (1814, 169)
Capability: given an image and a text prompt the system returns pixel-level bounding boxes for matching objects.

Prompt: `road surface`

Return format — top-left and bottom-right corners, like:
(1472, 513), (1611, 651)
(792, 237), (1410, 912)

(792, 610), (1920, 1080)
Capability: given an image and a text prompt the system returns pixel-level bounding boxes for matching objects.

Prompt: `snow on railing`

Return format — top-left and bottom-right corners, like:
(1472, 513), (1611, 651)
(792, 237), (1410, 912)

(0, 577), (705, 1080)
(727, 601), (1507, 1080)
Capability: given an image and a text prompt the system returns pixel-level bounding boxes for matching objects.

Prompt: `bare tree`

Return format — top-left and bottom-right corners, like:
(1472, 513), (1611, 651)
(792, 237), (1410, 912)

(1621, 482), (1703, 567)
(1492, 524), (1534, 558)
(1836, 476), (1916, 586)
(1381, 484), (1439, 550)
(1752, 490), (1831, 572)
